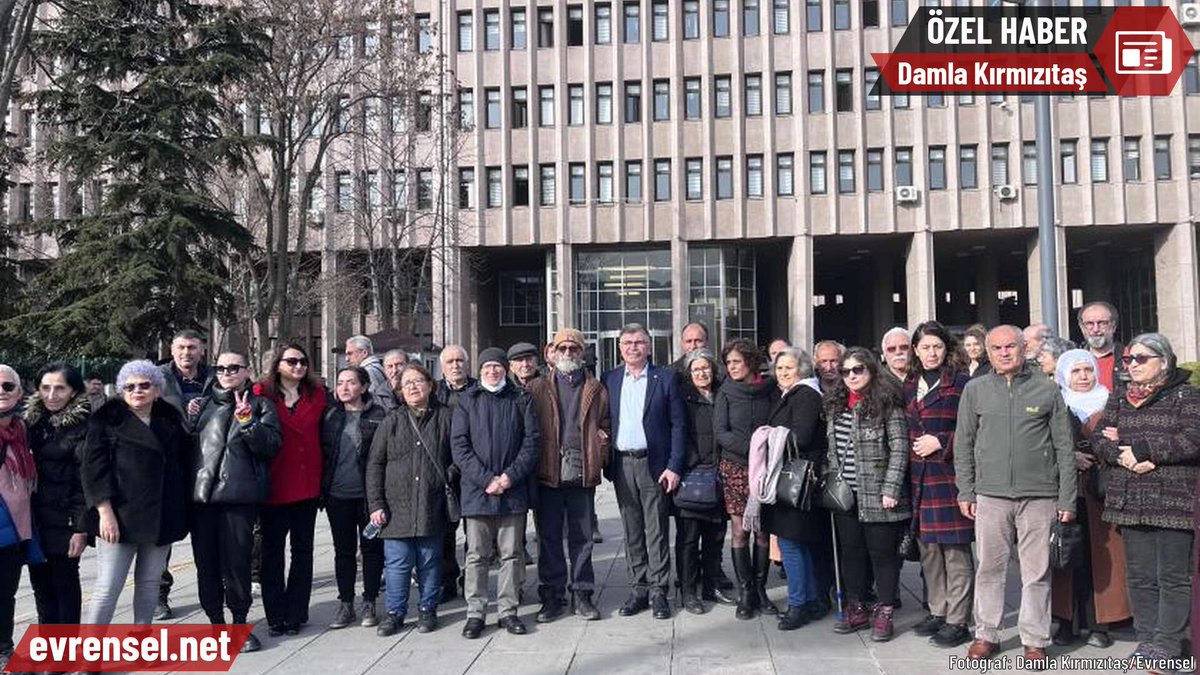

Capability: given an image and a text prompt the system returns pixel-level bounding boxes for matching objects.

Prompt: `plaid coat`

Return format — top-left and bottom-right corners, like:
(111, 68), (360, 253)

(825, 402), (911, 524)
(905, 370), (975, 545)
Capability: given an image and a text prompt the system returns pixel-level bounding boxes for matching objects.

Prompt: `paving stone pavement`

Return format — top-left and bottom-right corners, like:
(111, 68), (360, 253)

(12, 484), (1143, 674)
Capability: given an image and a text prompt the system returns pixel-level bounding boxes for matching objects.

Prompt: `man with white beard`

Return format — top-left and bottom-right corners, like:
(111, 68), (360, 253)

(526, 328), (611, 622)
(1076, 301), (1125, 391)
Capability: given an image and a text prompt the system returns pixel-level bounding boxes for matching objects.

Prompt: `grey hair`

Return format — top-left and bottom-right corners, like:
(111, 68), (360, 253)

(346, 335), (374, 355)
(774, 347), (814, 379)
(1039, 336), (1075, 361)
(116, 360), (165, 390)
(0, 365), (20, 390)
(813, 340), (847, 359)
(382, 349), (408, 364)
(619, 322), (650, 340)
(440, 344), (469, 365)
(684, 348), (719, 373)
(1129, 332), (1177, 372)
(880, 327), (909, 352)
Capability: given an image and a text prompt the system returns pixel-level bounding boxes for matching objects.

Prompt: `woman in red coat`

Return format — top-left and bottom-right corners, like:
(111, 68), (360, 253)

(903, 321), (975, 649)
(257, 342), (326, 637)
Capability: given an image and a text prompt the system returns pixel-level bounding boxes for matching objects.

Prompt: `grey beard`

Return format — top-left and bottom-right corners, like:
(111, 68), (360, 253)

(1085, 335), (1111, 350)
(556, 356), (582, 373)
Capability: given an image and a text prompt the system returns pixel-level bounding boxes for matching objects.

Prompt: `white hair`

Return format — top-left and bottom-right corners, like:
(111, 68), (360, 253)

(0, 365), (19, 389)
(880, 326), (909, 352)
(346, 335), (374, 355)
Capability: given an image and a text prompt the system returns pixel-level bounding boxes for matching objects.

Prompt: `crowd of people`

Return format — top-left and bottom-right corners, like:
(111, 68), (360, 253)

(0, 300), (1196, 673)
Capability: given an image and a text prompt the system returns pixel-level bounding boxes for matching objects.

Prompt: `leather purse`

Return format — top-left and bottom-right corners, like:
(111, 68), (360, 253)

(673, 463), (722, 512)
(819, 441), (856, 513)
(775, 435), (818, 511)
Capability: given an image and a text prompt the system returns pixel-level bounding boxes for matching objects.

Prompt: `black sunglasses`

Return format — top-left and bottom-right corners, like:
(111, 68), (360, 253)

(1121, 354), (1161, 366)
(281, 357), (309, 367)
(122, 382), (153, 393)
(839, 365), (868, 377)
(0, 382), (16, 393)
(214, 364), (246, 375)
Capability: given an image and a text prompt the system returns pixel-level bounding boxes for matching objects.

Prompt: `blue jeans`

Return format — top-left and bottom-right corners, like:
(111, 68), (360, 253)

(383, 536), (441, 618)
(776, 537), (817, 608)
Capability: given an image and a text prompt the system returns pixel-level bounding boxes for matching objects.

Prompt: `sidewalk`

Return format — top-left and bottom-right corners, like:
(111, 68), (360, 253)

(13, 484), (1140, 674)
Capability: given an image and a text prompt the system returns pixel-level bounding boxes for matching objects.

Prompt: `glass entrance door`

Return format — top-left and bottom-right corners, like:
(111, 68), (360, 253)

(592, 330), (672, 374)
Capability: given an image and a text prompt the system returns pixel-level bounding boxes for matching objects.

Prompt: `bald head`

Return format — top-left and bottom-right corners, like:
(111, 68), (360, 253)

(987, 325), (1026, 376)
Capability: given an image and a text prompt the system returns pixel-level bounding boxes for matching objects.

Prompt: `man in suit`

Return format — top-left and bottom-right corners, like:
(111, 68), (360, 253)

(603, 323), (686, 620)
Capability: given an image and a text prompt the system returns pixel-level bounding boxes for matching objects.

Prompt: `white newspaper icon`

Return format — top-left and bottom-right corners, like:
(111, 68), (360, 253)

(1114, 31), (1173, 75)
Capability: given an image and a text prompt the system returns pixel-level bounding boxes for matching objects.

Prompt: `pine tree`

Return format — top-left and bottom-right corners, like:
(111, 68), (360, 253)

(2, 0), (266, 356)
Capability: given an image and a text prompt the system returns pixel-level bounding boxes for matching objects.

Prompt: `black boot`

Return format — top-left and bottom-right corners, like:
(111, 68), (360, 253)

(732, 547), (754, 620)
(753, 545), (778, 616)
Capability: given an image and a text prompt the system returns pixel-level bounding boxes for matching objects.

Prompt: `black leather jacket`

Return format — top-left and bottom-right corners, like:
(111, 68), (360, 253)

(189, 383), (282, 505)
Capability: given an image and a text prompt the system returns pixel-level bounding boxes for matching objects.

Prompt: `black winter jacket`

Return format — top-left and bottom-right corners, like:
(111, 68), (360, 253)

(320, 395), (387, 499)
(81, 399), (190, 546)
(189, 383), (282, 505)
(714, 377), (775, 466)
(450, 384), (539, 518)
(366, 402), (455, 538)
(23, 393), (89, 556)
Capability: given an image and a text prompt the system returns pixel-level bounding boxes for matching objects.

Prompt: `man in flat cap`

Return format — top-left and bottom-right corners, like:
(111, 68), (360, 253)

(508, 342), (542, 391)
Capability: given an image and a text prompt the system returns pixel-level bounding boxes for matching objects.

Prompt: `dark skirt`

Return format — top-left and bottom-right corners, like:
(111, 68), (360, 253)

(719, 459), (749, 517)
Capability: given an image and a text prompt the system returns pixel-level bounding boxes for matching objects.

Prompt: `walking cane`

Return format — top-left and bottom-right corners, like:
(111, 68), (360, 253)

(830, 511), (844, 622)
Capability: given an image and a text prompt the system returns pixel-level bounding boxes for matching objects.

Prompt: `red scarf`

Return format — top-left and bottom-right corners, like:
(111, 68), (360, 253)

(1126, 375), (1167, 407)
(0, 417), (36, 481)
(848, 389), (865, 410)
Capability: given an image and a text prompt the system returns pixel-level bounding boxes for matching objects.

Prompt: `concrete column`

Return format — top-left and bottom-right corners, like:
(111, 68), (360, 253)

(320, 248), (340, 383)
(556, 242), (575, 331)
(788, 235), (815, 352)
(431, 246), (464, 351)
(1026, 227), (1069, 335)
(872, 255), (896, 340)
(671, 238), (689, 362)
(906, 229), (937, 329)
(1154, 222), (1200, 362)
(978, 254), (1000, 327)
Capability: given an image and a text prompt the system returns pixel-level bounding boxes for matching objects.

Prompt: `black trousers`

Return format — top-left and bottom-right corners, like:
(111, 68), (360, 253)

(29, 553), (81, 624)
(191, 503), (257, 621)
(442, 523), (462, 590)
(1122, 525), (1194, 657)
(675, 517), (726, 594)
(0, 544), (22, 652)
(326, 497), (383, 602)
(260, 499), (318, 628)
(834, 513), (904, 607)
(534, 485), (596, 595)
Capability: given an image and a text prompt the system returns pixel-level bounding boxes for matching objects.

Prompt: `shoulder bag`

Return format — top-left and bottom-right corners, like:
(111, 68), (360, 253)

(819, 426), (856, 513)
(775, 433), (818, 511)
(673, 463), (722, 512)
(405, 410), (462, 523)
(1049, 519), (1084, 570)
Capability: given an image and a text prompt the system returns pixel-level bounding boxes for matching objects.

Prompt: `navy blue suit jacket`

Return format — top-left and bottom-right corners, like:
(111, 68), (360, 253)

(602, 362), (687, 481)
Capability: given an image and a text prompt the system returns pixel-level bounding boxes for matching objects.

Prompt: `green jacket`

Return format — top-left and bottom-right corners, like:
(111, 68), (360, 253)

(953, 363), (1077, 512)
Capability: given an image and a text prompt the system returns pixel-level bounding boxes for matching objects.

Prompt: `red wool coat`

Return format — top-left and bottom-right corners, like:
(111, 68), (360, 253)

(259, 384), (325, 506)
(904, 369), (975, 545)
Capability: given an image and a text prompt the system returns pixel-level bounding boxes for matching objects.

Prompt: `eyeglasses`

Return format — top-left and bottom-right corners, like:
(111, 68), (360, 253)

(281, 357), (309, 367)
(122, 382), (153, 393)
(691, 365), (713, 374)
(556, 344), (582, 353)
(400, 380), (428, 389)
(1121, 354), (1162, 365)
(620, 340), (648, 348)
(214, 364), (245, 375)
(885, 345), (910, 353)
(839, 365), (868, 377)
(0, 382), (16, 393)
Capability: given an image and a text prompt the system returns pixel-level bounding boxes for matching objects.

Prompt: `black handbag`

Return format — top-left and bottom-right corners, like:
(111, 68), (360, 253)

(673, 463), (722, 512)
(1049, 520), (1085, 570)
(818, 442), (856, 513)
(775, 435), (818, 511)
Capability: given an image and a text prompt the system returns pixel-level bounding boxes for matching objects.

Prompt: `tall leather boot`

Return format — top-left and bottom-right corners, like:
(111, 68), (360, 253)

(732, 547), (755, 620)
(753, 544), (779, 615)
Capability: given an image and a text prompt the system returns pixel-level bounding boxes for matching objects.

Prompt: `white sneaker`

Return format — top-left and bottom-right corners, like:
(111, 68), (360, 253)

(251, 582), (262, 597)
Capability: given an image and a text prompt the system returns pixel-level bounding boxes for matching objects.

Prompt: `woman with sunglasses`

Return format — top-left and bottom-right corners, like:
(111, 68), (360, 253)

(903, 322), (975, 648)
(320, 366), (387, 631)
(1094, 333), (1200, 671)
(714, 338), (777, 619)
(0, 365), (39, 666)
(1049, 349), (1129, 650)
(258, 342), (327, 637)
(81, 360), (190, 625)
(23, 363), (90, 627)
(188, 351), (281, 652)
(824, 348), (910, 642)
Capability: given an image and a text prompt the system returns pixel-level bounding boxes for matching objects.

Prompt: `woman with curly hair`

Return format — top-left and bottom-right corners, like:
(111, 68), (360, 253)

(824, 348), (911, 642)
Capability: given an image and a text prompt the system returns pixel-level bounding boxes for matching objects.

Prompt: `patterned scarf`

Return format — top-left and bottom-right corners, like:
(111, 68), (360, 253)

(848, 389), (865, 410)
(1126, 373), (1168, 407)
(0, 416), (37, 542)
(0, 416), (36, 481)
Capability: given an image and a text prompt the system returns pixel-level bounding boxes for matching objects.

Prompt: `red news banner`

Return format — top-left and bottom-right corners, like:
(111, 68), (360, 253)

(5, 624), (254, 672)
(871, 6), (1197, 97)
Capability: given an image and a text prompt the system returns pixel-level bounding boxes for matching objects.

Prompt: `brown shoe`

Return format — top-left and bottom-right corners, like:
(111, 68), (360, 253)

(967, 639), (1001, 660)
(1022, 646), (1048, 670)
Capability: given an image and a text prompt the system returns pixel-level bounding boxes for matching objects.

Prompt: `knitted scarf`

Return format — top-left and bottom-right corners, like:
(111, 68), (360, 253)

(743, 425), (792, 534)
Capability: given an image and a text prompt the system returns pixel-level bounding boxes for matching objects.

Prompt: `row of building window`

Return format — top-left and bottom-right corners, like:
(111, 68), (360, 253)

(451, 0), (1157, 53)
(452, 135), (1197, 210)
